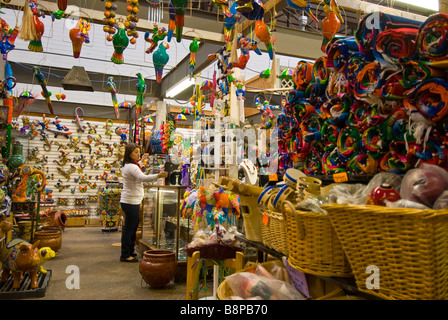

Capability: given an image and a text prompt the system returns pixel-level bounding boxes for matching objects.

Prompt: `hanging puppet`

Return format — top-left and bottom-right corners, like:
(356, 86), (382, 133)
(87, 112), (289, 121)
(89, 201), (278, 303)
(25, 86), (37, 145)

(0, 18), (19, 60)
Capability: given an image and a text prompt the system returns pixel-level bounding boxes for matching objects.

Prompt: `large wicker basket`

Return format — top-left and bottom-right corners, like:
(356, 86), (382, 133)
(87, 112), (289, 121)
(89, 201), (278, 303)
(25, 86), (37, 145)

(260, 208), (289, 256)
(324, 203), (448, 300)
(281, 201), (352, 278)
(240, 195), (263, 242)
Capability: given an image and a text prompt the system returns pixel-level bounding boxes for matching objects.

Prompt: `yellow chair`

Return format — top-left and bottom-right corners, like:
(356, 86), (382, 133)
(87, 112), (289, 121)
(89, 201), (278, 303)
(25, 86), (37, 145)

(186, 250), (244, 300)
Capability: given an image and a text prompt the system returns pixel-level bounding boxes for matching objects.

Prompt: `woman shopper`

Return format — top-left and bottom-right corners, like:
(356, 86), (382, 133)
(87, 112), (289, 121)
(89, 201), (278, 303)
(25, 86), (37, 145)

(120, 143), (168, 262)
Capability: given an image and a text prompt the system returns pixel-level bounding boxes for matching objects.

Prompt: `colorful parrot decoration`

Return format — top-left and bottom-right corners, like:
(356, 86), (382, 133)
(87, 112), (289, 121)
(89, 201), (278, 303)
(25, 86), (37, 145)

(189, 37), (199, 75)
(321, 0), (342, 52)
(107, 76), (119, 119)
(170, 0), (189, 43)
(167, 2), (176, 42)
(212, 0), (232, 18)
(51, 0), (67, 20)
(286, 0), (319, 24)
(144, 25), (167, 54)
(110, 21), (129, 64)
(254, 19), (273, 60)
(153, 42), (170, 83)
(135, 72), (147, 117)
(33, 66), (54, 114)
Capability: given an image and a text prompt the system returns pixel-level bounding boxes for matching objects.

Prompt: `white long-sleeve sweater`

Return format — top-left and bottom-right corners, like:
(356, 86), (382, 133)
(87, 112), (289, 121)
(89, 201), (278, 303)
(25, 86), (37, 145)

(120, 162), (160, 205)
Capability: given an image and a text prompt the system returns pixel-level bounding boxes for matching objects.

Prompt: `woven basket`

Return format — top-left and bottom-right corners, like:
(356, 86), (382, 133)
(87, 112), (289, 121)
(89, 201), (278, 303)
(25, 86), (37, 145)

(281, 201), (352, 278)
(324, 203), (448, 300)
(260, 208), (289, 255)
(240, 195), (263, 242)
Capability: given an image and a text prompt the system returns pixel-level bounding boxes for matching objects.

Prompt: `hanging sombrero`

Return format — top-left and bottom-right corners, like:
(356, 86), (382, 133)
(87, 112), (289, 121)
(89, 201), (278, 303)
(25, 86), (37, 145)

(119, 102), (132, 109)
(181, 108), (191, 115)
(278, 68), (294, 80)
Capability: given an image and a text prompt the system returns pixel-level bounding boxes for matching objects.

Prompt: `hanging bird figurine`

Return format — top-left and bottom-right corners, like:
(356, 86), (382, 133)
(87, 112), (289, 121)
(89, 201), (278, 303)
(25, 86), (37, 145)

(106, 77), (119, 119)
(189, 37), (199, 76)
(321, 1), (341, 52)
(286, 0), (319, 24)
(110, 21), (129, 64)
(254, 19), (274, 60)
(212, 0), (232, 18)
(167, 2), (176, 42)
(153, 42), (170, 84)
(325, 0), (344, 24)
(170, 0), (189, 42)
(135, 73), (147, 117)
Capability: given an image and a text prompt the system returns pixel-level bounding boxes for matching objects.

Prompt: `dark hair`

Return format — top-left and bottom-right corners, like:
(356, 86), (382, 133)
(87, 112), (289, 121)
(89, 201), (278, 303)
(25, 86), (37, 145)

(122, 143), (140, 167)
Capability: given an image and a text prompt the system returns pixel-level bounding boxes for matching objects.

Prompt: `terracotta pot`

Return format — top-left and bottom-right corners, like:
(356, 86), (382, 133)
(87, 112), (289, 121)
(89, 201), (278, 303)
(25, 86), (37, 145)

(139, 250), (178, 288)
(47, 210), (68, 230)
(33, 229), (62, 252)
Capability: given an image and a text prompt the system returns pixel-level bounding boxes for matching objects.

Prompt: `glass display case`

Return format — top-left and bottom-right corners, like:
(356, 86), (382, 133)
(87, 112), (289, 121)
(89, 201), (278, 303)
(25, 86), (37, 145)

(140, 185), (190, 261)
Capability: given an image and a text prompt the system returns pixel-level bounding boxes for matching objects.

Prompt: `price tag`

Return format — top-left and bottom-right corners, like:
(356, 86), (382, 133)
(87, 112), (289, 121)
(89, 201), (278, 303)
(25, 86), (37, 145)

(268, 173), (278, 181)
(333, 172), (348, 183)
(262, 212), (269, 226)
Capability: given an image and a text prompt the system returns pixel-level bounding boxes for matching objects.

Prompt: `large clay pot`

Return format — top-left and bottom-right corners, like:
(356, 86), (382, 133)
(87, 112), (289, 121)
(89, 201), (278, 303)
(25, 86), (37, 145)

(47, 210), (68, 230)
(7, 142), (25, 173)
(139, 250), (178, 288)
(33, 229), (62, 252)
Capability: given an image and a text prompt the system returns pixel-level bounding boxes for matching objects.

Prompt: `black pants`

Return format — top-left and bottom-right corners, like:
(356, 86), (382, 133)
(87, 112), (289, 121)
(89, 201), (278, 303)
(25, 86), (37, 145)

(120, 202), (140, 259)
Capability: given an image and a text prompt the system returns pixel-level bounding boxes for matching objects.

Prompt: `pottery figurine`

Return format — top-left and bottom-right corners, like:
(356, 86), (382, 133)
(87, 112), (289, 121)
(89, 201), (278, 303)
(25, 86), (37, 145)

(366, 183), (401, 206)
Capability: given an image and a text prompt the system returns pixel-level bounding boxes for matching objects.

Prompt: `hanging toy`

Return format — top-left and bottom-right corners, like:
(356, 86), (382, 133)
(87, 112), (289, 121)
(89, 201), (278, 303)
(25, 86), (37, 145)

(0, 18), (19, 60)
(108, 21), (129, 64)
(170, 0), (189, 42)
(125, 0), (139, 45)
(51, 0), (67, 20)
(69, 18), (90, 59)
(33, 66), (54, 114)
(144, 25), (167, 54)
(321, 2), (341, 52)
(153, 42), (170, 83)
(15, 91), (37, 117)
(106, 76), (119, 119)
(256, 98), (276, 129)
(28, 0), (45, 52)
(286, 0), (319, 24)
(189, 37), (199, 76)
(167, 2), (176, 42)
(212, 0), (232, 18)
(135, 72), (147, 117)
(148, 0), (163, 25)
(254, 19), (273, 60)
(103, 0), (118, 36)
(230, 36), (250, 70)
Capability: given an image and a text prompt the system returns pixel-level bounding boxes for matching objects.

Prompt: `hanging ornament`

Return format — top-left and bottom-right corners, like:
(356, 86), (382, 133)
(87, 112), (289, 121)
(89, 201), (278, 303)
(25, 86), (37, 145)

(135, 72), (147, 117)
(153, 42), (170, 83)
(103, 0), (118, 37)
(52, 0), (67, 20)
(175, 114), (187, 121)
(189, 38), (199, 75)
(144, 25), (167, 54)
(0, 18), (19, 60)
(109, 20), (130, 64)
(125, 0), (139, 45)
(69, 18), (90, 59)
(170, 0), (188, 42)
(15, 91), (37, 117)
(148, 0), (163, 25)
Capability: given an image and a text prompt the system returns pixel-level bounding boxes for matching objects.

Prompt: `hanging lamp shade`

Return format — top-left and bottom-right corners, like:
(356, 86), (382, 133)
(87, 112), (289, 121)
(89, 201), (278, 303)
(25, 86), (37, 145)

(175, 114), (187, 121)
(61, 66), (94, 91)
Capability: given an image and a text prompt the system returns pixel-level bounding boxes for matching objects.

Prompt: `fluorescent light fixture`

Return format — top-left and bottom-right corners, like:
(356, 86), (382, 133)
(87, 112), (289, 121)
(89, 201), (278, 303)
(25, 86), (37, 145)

(166, 78), (195, 98)
(395, 0), (438, 11)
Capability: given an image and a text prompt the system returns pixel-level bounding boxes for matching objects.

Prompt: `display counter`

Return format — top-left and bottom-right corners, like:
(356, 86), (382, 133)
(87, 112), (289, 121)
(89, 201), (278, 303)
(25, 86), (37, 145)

(139, 185), (190, 260)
